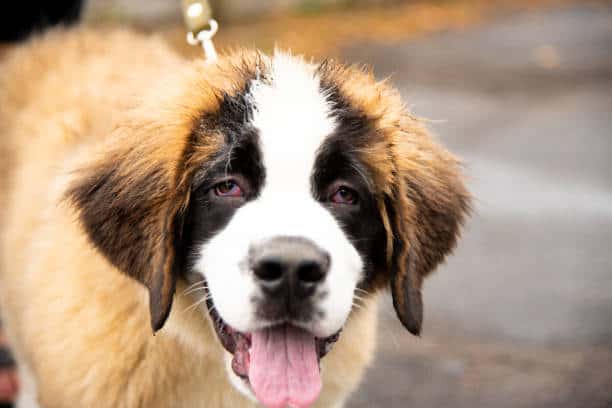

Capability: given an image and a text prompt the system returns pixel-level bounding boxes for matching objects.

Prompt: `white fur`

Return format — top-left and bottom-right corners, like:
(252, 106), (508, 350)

(194, 53), (363, 339)
(15, 361), (39, 408)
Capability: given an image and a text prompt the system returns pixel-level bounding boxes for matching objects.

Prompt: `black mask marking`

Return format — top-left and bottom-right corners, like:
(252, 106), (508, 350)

(179, 83), (266, 275)
(313, 80), (388, 288)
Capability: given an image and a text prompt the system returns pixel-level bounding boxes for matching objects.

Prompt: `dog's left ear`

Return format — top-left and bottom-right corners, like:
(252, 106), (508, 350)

(383, 119), (471, 336)
(316, 62), (470, 336)
(65, 119), (196, 333)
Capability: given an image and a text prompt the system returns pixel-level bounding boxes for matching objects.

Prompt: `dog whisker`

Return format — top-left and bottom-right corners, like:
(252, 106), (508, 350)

(182, 286), (207, 297)
(183, 281), (200, 291)
(182, 280), (206, 294)
(182, 284), (204, 294)
(183, 295), (211, 314)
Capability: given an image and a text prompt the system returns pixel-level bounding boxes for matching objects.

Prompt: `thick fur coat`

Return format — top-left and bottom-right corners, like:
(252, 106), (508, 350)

(0, 29), (469, 408)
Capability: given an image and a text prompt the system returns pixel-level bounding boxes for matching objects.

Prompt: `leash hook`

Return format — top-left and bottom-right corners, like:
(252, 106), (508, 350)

(182, 0), (219, 63)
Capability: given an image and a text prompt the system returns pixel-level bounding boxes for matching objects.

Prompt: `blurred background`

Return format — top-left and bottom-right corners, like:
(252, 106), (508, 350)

(3, 0), (612, 407)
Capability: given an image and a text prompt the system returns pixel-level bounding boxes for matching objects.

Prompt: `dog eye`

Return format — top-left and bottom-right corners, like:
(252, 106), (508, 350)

(330, 186), (358, 205)
(214, 180), (243, 197)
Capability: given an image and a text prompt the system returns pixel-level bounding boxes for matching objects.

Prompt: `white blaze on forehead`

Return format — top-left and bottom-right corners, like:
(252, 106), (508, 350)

(196, 52), (362, 338)
(250, 52), (336, 192)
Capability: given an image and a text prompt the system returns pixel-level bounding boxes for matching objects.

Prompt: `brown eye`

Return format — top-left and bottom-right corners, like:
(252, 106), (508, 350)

(330, 186), (358, 205)
(214, 180), (243, 197)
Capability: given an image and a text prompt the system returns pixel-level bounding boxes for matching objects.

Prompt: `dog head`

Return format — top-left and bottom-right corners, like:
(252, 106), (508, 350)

(67, 51), (470, 407)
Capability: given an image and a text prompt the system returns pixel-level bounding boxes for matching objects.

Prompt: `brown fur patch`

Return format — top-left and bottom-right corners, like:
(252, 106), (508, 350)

(65, 49), (266, 331)
(319, 60), (471, 335)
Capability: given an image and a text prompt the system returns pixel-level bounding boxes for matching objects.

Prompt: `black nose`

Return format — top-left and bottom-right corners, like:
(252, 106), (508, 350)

(251, 237), (330, 299)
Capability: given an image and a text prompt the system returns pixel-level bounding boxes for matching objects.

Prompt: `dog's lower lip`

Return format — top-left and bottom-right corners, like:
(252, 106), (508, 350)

(205, 296), (341, 380)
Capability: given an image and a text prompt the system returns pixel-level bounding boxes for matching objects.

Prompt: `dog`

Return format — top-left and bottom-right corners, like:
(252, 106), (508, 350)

(0, 28), (470, 408)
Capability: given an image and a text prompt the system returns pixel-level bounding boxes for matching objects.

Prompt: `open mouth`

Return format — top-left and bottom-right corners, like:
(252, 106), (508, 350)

(205, 297), (341, 408)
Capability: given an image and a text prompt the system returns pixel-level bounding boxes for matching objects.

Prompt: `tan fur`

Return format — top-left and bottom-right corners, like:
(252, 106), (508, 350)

(0, 29), (377, 408)
(0, 28), (468, 407)
(318, 63), (471, 334)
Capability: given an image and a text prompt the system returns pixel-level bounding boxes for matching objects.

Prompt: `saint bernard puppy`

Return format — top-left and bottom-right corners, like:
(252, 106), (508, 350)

(0, 28), (470, 408)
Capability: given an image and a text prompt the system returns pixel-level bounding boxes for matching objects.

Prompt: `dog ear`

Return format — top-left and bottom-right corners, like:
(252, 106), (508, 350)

(65, 143), (190, 332)
(314, 61), (470, 336)
(63, 53), (262, 332)
(384, 122), (471, 336)
(63, 100), (204, 331)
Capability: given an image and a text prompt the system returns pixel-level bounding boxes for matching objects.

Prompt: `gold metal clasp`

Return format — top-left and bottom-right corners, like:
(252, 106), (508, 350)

(182, 0), (218, 62)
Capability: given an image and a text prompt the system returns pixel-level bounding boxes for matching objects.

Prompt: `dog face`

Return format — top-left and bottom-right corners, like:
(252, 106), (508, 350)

(67, 51), (470, 408)
(190, 55), (382, 342)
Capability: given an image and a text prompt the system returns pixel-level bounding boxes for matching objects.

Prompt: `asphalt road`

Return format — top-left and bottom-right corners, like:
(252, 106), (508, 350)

(343, 6), (612, 408)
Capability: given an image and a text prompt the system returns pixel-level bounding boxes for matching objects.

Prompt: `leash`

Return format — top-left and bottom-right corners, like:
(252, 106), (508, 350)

(182, 0), (218, 63)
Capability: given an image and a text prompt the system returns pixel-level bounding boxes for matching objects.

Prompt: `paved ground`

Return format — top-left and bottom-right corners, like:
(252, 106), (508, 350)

(343, 5), (612, 407)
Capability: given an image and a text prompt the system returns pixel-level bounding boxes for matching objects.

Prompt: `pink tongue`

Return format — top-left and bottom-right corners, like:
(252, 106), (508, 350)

(249, 325), (321, 408)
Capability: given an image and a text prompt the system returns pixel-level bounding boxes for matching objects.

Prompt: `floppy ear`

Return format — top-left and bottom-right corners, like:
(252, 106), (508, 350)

(65, 140), (191, 332)
(385, 121), (471, 336)
(63, 52), (263, 332)
(60, 77), (215, 332)
(314, 60), (470, 335)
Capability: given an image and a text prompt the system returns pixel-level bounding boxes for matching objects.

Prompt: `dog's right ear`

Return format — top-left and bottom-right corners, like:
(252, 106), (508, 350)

(65, 126), (193, 332)
(65, 51), (268, 331)
(64, 70), (227, 331)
